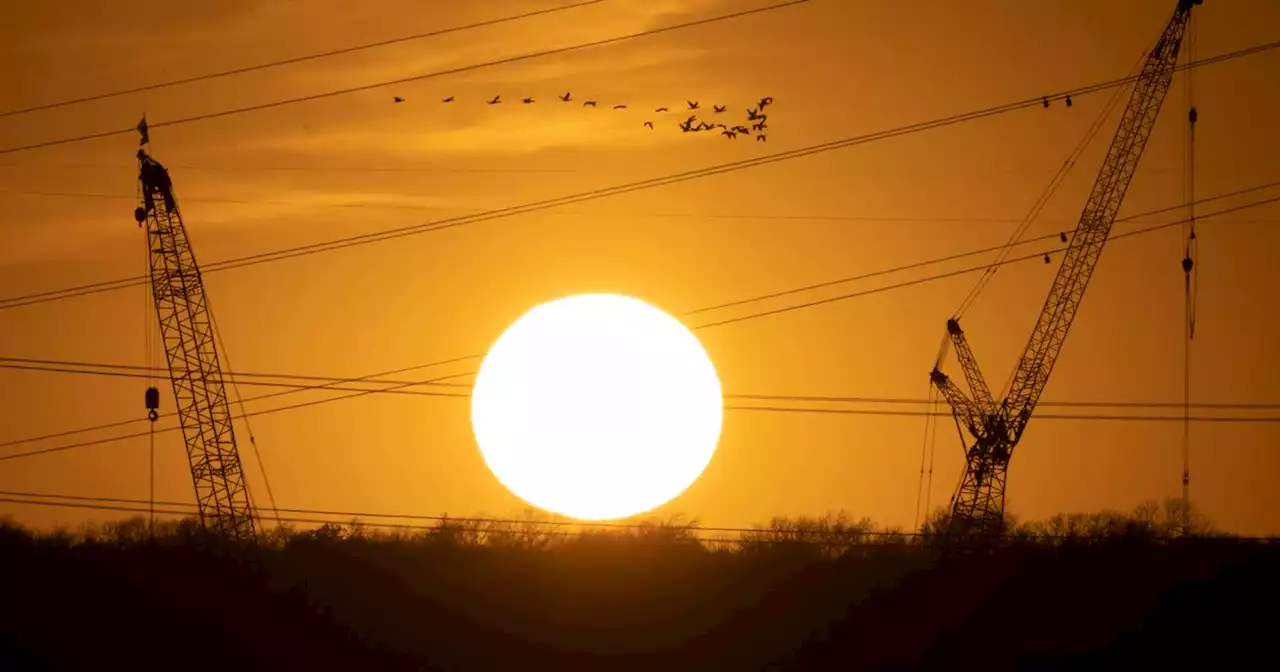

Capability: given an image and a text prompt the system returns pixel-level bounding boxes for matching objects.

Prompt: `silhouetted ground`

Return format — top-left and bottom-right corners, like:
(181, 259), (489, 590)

(0, 505), (1275, 670)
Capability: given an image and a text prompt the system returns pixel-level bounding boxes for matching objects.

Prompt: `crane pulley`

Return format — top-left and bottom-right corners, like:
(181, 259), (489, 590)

(929, 0), (1202, 539)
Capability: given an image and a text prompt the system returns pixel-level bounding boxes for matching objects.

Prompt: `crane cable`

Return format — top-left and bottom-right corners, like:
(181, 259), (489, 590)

(1181, 12), (1200, 527)
(139, 161), (157, 535)
(952, 27), (1158, 321)
(207, 302), (281, 532)
(913, 384), (937, 530)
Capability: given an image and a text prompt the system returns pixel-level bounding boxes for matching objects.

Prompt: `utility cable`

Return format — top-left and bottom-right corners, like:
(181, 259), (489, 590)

(2, 488), (1277, 543)
(0, 0), (812, 155)
(688, 195), (1280, 331)
(3, 393), (1278, 465)
(0, 1), (604, 119)
(2, 43), (1277, 312)
(1, 195), (1278, 458)
(5, 358), (1280, 410)
(954, 49), (1137, 319)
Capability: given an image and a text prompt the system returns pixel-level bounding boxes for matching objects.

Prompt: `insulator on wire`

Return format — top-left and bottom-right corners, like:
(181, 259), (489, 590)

(145, 386), (160, 422)
(1059, 232), (1068, 243)
(1043, 254), (1051, 264)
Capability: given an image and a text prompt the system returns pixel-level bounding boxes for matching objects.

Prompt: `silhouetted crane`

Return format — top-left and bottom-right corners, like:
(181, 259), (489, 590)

(687, 100), (700, 110)
(929, 0), (1201, 540)
(134, 143), (257, 542)
(713, 105), (727, 113)
(559, 92), (572, 102)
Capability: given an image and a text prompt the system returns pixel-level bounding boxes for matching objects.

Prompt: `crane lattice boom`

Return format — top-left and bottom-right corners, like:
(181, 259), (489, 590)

(930, 0), (1200, 538)
(137, 149), (256, 541)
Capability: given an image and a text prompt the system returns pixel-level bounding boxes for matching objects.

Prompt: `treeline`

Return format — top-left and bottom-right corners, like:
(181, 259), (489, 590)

(3, 496), (1239, 553)
(0, 500), (1274, 670)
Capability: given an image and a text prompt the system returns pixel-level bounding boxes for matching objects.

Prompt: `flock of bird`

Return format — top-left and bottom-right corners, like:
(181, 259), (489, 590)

(391, 93), (776, 142)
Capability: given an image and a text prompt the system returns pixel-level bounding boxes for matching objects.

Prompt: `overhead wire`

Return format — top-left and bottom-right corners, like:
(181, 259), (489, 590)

(0, 0), (813, 156)
(687, 195), (1280, 331)
(2, 192), (1278, 458)
(953, 46), (1141, 319)
(2, 381), (1278, 466)
(2, 489), (1278, 544)
(4, 357), (1280, 411)
(683, 182), (1279, 318)
(1, 42), (1276, 313)
(0, 0), (605, 119)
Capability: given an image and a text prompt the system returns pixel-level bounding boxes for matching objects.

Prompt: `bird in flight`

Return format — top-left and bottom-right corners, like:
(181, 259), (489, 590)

(583, 100), (597, 107)
(559, 92), (572, 102)
(442, 96), (455, 103)
(655, 107), (669, 112)
(393, 96), (405, 103)
(713, 105), (727, 113)
(523, 97), (536, 104)
(644, 121), (654, 129)
(732, 125), (751, 135)
(698, 121), (716, 131)
(747, 108), (763, 120)
(613, 104), (627, 110)
(721, 129), (737, 139)
(756, 134), (767, 143)
(752, 121), (767, 132)
(758, 96), (774, 109)
(488, 95), (501, 104)
(687, 101), (700, 110)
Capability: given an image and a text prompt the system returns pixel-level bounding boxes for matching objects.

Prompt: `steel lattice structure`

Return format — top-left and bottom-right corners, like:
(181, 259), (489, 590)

(930, 0), (1201, 539)
(137, 149), (257, 541)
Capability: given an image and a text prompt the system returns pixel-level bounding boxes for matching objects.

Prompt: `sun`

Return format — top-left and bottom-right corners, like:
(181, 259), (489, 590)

(470, 293), (723, 521)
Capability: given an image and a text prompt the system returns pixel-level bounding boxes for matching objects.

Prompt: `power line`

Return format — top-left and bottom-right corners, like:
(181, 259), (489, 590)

(9, 186), (1280, 226)
(4, 357), (1279, 412)
(0, 1), (604, 119)
(683, 182), (1280, 317)
(1, 41), (1275, 312)
(689, 195), (1280, 330)
(0, 0), (812, 155)
(3, 490), (1276, 543)
(2, 194), (1277, 458)
(2, 386), (1276, 466)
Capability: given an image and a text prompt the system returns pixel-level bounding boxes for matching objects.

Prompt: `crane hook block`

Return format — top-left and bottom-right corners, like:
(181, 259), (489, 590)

(134, 207), (146, 224)
(1182, 257), (1193, 274)
(145, 386), (160, 422)
(1188, 107), (1198, 124)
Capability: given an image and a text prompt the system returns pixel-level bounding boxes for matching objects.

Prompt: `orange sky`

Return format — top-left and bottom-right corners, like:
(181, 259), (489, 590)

(1, 0), (1278, 536)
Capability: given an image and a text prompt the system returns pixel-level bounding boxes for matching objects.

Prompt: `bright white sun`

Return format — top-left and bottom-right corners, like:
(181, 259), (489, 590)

(471, 293), (723, 521)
